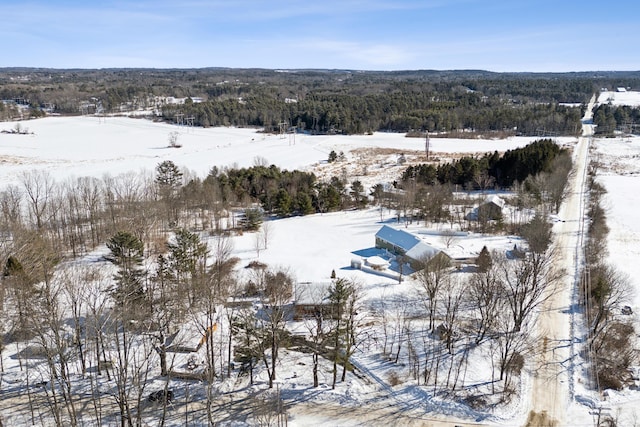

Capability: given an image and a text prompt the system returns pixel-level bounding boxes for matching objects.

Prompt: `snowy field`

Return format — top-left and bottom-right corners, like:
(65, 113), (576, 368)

(592, 91), (640, 311)
(593, 137), (640, 309)
(2, 110), (640, 426)
(0, 115), (571, 189)
(575, 90), (640, 426)
(597, 89), (640, 107)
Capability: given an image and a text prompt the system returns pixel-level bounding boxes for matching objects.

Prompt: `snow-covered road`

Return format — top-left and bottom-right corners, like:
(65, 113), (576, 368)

(529, 95), (595, 424)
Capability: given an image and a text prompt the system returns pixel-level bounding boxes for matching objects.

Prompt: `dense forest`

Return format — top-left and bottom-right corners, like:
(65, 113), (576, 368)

(2, 68), (640, 135)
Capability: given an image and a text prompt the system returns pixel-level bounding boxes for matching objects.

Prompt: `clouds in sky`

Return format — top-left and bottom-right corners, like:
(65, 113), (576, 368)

(2, 0), (638, 71)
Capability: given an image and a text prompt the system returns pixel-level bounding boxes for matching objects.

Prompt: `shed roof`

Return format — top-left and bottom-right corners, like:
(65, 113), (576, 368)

(483, 194), (506, 208)
(366, 255), (390, 268)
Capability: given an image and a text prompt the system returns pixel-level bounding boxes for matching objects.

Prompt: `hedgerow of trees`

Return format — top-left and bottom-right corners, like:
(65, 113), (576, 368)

(580, 160), (636, 391)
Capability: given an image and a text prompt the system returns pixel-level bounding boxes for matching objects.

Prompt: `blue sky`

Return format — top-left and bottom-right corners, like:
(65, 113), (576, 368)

(2, 0), (639, 71)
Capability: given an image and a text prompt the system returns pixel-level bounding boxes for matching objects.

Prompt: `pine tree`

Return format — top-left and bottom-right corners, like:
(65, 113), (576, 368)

(106, 231), (147, 311)
(167, 228), (208, 307)
(476, 245), (492, 273)
(328, 278), (353, 389)
(155, 160), (183, 225)
(328, 150), (338, 163)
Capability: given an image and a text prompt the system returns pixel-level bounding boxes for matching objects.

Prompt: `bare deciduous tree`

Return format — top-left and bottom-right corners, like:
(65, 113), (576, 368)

(440, 228), (458, 249)
(499, 249), (560, 333)
(0, 184), (23, 230)
(415, 253), (452, 331)
(20, 170), (56, 230)
(168, 131), (180, 148)
(260, 268), (293, 389)
(492, 312), (531, 394)
(585, 263), (633, 343)
(469, 256), (504, 344)
(262, 220), (272, 250)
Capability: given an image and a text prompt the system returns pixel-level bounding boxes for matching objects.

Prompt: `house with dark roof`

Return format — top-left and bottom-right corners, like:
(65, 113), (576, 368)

(293, 282), (338, 320)
(375, 225), (450, 270)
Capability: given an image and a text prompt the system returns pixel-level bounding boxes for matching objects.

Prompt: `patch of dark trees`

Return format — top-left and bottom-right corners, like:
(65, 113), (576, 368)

(401, 138), (565, 189)
(161, 92), (583, 136)
(592, 103), (640, 136)
(189, 139), (566, 220)
(199, 165), (360, 218)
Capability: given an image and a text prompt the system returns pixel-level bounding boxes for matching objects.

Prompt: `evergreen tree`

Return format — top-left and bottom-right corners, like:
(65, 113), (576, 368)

(296, 192), (315, 215)
(231, 310), (262, 385)
(328, 150), (338, 163)
(476, 245), (492, 273)
(328, 278), (353, 389)
(241, 208), (264, 231)
(350, 180), (366, 208)
(521, 213), (552, 254)
(167, 228), (208, 279)
(155, 160), (183, 189)
(155, 160), (183, 225)
(167, 228), (208, 306)
(274, 188), (292, 217)
(106, 231), (147, 311)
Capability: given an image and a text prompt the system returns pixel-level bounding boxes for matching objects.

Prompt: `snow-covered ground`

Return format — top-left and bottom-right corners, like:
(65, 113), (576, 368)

(597, 89), (640, 107)
(0, 116), (572, 189)
(569, 90), (640, 426)
(2, 110), (640, 426)
(594, 136), (640, 312)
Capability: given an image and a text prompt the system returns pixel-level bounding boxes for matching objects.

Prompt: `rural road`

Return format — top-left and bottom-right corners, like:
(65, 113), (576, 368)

(529, 95), (595, 425)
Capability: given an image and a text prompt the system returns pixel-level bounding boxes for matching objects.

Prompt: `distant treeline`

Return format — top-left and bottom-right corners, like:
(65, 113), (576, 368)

(3, 68), (640, 135)
(160, 91), (583, 136)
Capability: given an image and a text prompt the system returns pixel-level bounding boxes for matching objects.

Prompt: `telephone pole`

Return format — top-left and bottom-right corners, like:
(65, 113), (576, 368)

(425, 130), (430, 160)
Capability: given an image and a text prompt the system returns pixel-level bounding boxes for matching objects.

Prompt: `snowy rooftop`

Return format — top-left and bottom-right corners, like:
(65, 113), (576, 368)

(376, 225), (443, 260)
(483, 194), (506, 208)
(294, 282), (333, 305)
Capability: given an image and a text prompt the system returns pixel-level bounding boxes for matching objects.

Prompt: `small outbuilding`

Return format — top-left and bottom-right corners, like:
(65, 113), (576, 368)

(365, 256), (390, 271)
(294, 282), (337, 320)
(476, 195), (506, 221)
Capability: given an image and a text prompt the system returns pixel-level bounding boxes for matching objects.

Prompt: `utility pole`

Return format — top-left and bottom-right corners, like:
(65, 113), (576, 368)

(425, 130), (430, 160)
(186, 116), (195, 133)
(289, 127), (296, 145)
